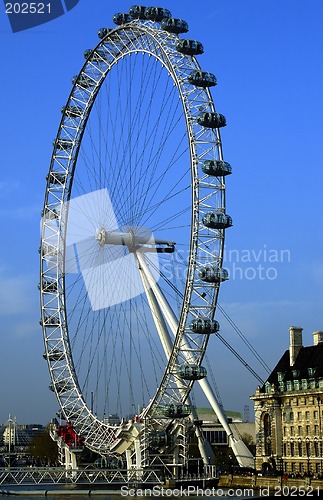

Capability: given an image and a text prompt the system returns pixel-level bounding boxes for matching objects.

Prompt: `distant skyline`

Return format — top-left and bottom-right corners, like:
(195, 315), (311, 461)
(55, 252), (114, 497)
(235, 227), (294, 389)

(1, 0), (323, 424)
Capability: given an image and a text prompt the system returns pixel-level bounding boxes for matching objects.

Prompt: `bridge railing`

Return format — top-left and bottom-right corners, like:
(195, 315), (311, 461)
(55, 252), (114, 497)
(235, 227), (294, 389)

(0, 466), (162, 486)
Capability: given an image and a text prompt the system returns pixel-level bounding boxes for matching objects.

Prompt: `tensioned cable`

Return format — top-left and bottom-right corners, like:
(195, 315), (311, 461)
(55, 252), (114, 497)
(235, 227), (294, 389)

(213, 331), (265, 385)
(216, 303), (271, 374)
(146, 252), (267, 385)
(175, 250), (271, 377)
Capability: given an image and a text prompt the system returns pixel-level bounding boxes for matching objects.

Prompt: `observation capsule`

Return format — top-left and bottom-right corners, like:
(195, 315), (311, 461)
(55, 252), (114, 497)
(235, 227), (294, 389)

(197, 112), (226, 128)
(40, 280), (58, 293)
(42, 315), (60, 327)
(72, 74), (95, 88)
(145, 7), (172, 22)
(201, 160), (232, 177)
(129, 5), (147, 19)
(176, 39), (204, 56)
(189, 318), (220, 334)
(198, 266), (229, 283)
(188, 70), (217, 88)
(83, 49), (93, 59)
(49, 381), (73, 394)
(202, 212), (233, 229)
(161, 18), (188, 34)
(44, 349), (64, 361)
(163, 404), (191, 419)
(47, 172), (67, 185)
(98, 27), (111, 39)
(41, 244), (57, 257)
(177, 365), (207, 380)
(62, 105), (83, 118)
(113, 13), (132, 25)
(55, 139), (73, 150)
(41, 207), (59, 220)
(84, 49), (106, 62)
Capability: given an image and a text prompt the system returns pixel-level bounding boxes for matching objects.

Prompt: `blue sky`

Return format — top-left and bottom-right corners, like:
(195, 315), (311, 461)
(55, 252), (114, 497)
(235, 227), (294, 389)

(1, 0), (323, 425)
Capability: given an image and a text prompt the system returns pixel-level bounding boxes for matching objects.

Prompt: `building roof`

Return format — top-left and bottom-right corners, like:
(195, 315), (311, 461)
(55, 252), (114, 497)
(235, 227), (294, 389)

(196, 408), (242, 422)
(265, 343), (323, 386)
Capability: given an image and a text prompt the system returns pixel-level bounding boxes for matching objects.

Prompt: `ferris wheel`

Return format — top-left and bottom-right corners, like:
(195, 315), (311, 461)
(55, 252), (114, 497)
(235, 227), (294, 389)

(39, 5), (245, 468)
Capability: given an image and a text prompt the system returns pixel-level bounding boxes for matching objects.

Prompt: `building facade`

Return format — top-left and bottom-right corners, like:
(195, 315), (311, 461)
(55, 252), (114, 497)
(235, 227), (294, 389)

(1, 419), (44, 447)
(251, 327), (323, 475)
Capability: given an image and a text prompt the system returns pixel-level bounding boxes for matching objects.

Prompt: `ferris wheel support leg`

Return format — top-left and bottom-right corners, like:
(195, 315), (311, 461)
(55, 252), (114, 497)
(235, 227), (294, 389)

(135, 437), (143, 480)
(125, 443), (143, 481)
(136, 252), (254, 468)
(126, 449), (132, 475)
(136, 255), (173, 360)
(136, 252), (215, 466)
(198, 378), (254, 468)
(63, 447), (78, 477)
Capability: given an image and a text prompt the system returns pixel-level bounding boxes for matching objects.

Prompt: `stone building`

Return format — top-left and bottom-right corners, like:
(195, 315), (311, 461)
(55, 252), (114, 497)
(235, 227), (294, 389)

(251, 327), (323, 475)
(2, 420), (44, 447)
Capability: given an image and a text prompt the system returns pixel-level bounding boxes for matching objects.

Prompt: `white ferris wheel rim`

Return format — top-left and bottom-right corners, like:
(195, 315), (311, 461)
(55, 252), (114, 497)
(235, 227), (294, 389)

(40, 9), (230, 455)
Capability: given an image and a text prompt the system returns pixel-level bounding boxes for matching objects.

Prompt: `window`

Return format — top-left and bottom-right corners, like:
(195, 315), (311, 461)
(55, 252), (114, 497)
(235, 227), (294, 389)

(298, 426), (302, 436)
(306, 425), (310, 435)
(306, 440), (311, 457)
(284, 410), (294, 423)
(314, 410), (318, 419)
(290, 442), (295, 457)
(290, 426), (294, 436)
(298, 441), (303, 457)
(298, 412), (302, 421)
(314, 425), (319, 435)
(305, 411), (310, 420)
(265, 381), (271, 393)
(204, 430), (228, 444)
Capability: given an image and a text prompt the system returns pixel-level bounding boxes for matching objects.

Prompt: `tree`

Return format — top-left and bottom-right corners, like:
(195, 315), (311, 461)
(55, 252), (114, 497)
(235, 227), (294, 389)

(27, 427), (58, 466)
(241, 432), (256, 456)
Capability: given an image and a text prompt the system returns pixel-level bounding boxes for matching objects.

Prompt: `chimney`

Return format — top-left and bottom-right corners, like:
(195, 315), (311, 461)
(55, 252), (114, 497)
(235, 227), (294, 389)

(313, 331), (323, 345)
(289, 326), (303, 366)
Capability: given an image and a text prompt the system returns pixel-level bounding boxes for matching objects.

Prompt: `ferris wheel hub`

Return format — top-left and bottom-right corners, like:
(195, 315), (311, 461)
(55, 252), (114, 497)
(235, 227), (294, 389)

(95, 227), (175, 252)
(96, 227), (106, 246)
